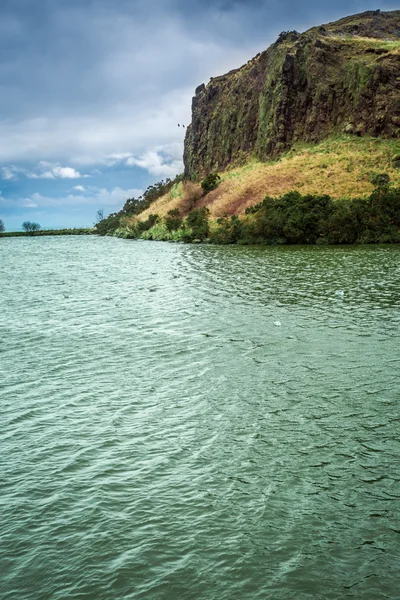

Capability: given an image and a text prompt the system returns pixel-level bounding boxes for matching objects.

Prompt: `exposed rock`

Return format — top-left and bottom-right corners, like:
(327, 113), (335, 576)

(184, 10), (400, 179)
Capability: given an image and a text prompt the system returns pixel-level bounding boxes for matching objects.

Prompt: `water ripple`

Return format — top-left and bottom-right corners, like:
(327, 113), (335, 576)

(0, 237), (399, 599)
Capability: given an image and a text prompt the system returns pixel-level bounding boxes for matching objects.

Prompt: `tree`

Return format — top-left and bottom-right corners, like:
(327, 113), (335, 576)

(0, 219), (5, 233)
(22, 221), (41, 234)
(95, 208), (105, 224)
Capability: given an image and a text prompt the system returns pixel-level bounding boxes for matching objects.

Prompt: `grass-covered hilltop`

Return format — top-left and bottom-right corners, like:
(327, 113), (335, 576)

(96, 10), (400, 244)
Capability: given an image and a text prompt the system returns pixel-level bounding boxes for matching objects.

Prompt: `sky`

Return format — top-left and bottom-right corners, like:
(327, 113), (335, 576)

(0, 0), (398, 230)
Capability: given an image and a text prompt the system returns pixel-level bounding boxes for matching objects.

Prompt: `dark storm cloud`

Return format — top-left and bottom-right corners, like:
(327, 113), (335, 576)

(1, 0), (397, 125)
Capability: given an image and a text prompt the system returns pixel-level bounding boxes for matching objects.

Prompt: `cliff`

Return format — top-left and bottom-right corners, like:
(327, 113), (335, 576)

(184, 10), (400, 179)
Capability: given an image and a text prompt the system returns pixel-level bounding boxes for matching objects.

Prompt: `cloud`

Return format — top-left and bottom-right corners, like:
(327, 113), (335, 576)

(124, 141), (184, 177)
(28, 164), (83, 179)
(14, 186), (144, 210)
(1, 166), (18, 180)
(0, 90), (192, 165)
(0, 0), (268, 166)
(126, 151), (182, 178)
(22, 199), (38, 208)
(0, 186), (143, 221)
(50, 166), (82, 179)
(73, 185), (85, 191)
(1, 162), (85, 180)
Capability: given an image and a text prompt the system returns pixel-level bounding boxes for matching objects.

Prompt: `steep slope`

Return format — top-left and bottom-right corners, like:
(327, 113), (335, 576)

(184, 10), (400, 179)
(136, 136), (400, 222)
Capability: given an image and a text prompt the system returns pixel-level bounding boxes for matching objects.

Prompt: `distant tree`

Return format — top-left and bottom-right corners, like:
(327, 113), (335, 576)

(95, 208), (105, 224)
(0, 219), (5, 233)
(22, 221), (41, 234)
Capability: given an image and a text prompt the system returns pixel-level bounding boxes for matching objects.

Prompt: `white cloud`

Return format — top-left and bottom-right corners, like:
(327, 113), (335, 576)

(0, 88), (191, 166)
(12, 186), (144, 210)
(27, 171), (55, 179)
(126, 142), (184, 177)
(28, 164), (83, 179)
(0, 161), (86, 180)
(53, 166), (81, 179)
(101, 152), (133, 167)
(127, 150), (182, 177)
(0, 186), (143, 219)
(73, 185), (85, 191)
(1, 166), (19, 180)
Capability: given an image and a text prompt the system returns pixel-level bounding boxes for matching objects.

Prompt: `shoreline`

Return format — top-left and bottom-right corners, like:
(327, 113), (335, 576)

(0, 228), (93, 238)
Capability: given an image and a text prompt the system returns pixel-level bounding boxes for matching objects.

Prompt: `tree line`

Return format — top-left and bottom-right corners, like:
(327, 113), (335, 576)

(102, 174), (400, 245)
(94, 176), (184, 236)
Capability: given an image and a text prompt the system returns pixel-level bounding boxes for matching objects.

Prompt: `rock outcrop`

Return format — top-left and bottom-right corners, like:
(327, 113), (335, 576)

(184, 10), (400, 179)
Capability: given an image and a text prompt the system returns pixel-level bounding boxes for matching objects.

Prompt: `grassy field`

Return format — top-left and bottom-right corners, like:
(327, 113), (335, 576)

(134, 136), (400, 223)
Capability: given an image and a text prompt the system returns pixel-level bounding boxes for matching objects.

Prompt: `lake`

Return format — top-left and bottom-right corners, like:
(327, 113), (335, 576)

(1, 236), (399, 599)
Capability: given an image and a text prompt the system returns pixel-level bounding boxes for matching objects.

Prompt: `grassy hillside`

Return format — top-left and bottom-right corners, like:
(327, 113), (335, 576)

(134, 136), (400, 223)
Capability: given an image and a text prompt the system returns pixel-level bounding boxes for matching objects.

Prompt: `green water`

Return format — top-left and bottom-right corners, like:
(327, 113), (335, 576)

(1, 236), (399, 599)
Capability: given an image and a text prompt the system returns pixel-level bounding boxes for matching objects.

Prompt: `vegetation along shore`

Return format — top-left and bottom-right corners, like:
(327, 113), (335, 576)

(0, 228), (92, 238)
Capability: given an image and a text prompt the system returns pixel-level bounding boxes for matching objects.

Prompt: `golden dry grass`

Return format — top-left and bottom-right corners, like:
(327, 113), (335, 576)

(135, 136), (400, 222)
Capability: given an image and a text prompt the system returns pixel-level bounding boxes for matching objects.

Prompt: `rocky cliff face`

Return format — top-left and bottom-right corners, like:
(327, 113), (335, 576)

(184, 10), (400, 179)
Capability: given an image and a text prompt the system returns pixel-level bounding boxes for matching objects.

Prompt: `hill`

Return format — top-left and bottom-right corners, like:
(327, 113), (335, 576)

(99, 10), (400, 244)
(184, 9), (400, 179)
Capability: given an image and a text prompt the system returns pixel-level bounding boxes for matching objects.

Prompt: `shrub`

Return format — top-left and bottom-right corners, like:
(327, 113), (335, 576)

(210, 215), (244, 244)
(323, 199), (363, 244)
(201, 173), (221, 194)
(136, 214), (160, 233)
(369, 173), (390, 189)
(140, 222), (171, 241)
(165, 209), (182, 232)
(95, 213), (121, 235)
(185, 207), (210, 241)
(247, 192), (334, 244)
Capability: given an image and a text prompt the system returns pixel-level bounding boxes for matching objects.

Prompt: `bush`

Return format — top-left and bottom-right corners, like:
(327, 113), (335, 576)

(95, 213), (121, 235)
(369, 173), (390, 189)
(136, 214), (160, 233)
(165, 209), (183, 232)
(323, 199), (363, 244)
(247, 192), (334, 244)
(185, 207), (210, 241)
(210, 215), (244, 244)
(201, 173), (221, 194)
